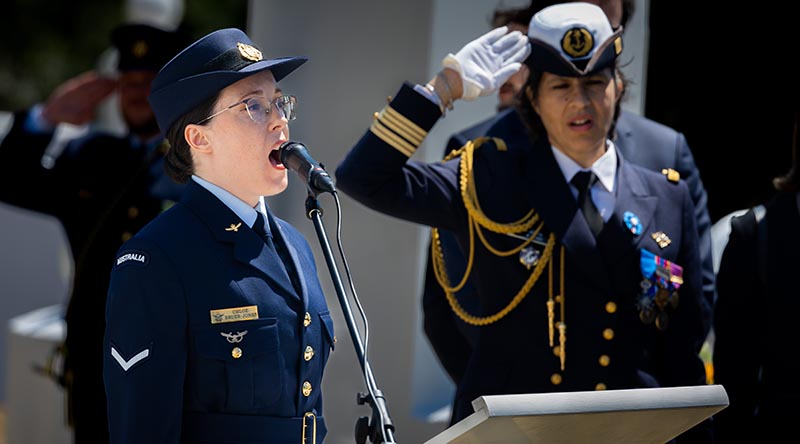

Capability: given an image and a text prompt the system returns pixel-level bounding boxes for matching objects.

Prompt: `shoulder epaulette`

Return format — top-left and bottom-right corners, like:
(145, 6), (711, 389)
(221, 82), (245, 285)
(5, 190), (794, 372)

(661, 168), (680, 183)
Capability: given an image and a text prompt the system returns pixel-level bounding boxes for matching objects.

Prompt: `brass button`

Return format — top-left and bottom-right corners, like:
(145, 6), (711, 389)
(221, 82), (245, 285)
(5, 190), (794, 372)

(127, 206), (139, 218)
(598, 355), (610, 367)
(302, 381), (312, 396)
(304, 312), (311, 327)
(121, 232), (133, 242)
(605, 301), (617, 313)
(602, 328), (614, 340)
(595, 383), (607, 390)
(232, 347), (242, 359)
(304, 346), (315, 361)
(552, 345), (561, 357)
(550, 373), (562, 385)
(373, 112), (380, 120)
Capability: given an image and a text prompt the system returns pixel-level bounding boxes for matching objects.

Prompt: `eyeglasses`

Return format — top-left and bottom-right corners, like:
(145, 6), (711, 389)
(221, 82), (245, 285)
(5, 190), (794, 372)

(196, 94), (297, 125)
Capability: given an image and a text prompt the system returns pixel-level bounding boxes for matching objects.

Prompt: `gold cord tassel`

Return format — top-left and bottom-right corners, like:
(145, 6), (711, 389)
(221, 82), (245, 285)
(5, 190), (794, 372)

(558, 245), (566, 370)
(558, 322), (566, 371)
(547, 253), (555, 346)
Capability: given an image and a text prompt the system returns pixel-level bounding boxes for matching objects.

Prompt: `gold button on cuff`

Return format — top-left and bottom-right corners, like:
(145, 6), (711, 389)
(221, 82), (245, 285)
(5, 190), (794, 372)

(304, 346), (315, 361)
(605, 301), (617, 313)
(121, 232), (133, 242)
(550, 373), (562, 385)
(232, 347), (242, 359)
(602, 328), (614, 340)
(304, 312), (312, 327)
(598, 355), (610, 367)
(595, 383), (607, 390)
(302, 381), (312, 396)
(127, 206), (139, 218)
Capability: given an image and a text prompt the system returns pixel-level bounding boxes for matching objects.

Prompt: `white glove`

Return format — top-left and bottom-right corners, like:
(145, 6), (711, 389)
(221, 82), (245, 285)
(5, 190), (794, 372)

(443, 26), (531, 101)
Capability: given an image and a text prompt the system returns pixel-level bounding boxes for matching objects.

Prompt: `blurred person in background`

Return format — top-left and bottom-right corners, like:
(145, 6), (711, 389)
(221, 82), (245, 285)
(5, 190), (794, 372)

(0, 23), (190, 443)
(713, 110), (800, 442)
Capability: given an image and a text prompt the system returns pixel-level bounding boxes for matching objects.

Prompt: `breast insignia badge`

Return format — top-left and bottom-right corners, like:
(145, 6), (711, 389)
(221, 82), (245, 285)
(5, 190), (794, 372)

(623, 211), (642, 235)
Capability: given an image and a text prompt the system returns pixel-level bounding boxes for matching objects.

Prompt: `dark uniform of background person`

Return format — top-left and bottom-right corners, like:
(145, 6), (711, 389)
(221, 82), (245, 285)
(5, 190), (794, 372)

(420, 0), (715, 402)
(103, 28), (334, 443)
(712, 111), (800, 442)
(0, 23), (190, 443)
(336, 3), (711, 441)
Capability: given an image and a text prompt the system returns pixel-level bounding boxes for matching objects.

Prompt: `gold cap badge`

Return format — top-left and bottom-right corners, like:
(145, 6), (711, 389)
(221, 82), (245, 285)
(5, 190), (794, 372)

(132, 40), (148, 58)
(237, 42), (263, 61)
(561, 28), (593, 58)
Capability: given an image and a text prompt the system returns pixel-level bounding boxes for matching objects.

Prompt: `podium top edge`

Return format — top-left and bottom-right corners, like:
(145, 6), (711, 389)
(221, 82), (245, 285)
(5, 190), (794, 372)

(471, 385), (729, 417)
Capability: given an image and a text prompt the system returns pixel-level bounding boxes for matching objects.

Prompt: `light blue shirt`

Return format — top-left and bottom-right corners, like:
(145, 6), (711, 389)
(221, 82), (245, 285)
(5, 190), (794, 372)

(551, 140), (617, 222)
(191, 175), (268, 231)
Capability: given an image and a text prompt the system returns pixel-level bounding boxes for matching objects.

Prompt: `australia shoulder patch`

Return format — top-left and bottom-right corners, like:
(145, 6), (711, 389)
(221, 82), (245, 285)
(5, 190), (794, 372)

(115, 250), (149, 268)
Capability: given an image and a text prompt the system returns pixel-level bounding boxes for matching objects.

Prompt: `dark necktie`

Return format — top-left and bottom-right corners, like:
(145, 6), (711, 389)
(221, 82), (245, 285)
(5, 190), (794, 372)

(253, 211), (300, 293)
(571, 171), (603, 237)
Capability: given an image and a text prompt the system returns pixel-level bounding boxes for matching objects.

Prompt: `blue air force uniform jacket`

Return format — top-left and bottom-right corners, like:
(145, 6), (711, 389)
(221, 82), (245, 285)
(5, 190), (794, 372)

(104, 179), (334, 444)
(335, 84), (711, 440)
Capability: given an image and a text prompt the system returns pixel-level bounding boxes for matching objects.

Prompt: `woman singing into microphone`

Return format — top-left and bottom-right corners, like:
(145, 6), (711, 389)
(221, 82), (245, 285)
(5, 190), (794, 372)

(103, 28), (335, 444)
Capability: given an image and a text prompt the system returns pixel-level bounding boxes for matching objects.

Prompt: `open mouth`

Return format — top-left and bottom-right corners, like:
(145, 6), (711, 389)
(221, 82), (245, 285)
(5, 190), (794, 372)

(569, 117), (593, 129)
(268, 148), (285, 169)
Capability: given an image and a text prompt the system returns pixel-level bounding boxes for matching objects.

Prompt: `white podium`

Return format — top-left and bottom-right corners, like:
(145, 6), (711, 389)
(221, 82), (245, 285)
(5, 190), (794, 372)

(5, 304), (71, 444)
(424, 385), (728, 444)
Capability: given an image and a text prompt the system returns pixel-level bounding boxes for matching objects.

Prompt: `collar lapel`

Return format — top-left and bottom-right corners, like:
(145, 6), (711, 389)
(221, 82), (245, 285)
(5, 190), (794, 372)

(524, 140), (610, 289)
(600, 159), (657, 265)
(268, 213), (308, 304)
(182, 181), (299, 299)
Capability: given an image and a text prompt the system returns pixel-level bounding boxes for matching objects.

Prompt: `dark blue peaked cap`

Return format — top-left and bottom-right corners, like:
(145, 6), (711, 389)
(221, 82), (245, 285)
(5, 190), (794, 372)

(149, 27), (307, 133)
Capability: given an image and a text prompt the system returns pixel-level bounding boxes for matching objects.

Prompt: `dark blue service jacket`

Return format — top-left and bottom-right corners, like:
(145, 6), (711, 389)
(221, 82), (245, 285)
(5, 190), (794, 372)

(104, 180), (334, 444)
(335, 84), (711, 441)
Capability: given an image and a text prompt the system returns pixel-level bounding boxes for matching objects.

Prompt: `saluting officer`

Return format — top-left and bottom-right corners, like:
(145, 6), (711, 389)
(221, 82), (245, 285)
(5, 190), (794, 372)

(103, 28), (335, 444)
(0, 23), (189, 443)
(336, 3), (711, 442)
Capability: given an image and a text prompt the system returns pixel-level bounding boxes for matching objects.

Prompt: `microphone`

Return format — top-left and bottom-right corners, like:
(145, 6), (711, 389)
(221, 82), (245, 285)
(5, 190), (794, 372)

(279, 141), (336, 194)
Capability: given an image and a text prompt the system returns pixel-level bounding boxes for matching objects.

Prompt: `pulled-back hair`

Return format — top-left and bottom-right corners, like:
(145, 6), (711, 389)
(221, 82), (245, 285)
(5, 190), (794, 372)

(163, 95), (219, 184)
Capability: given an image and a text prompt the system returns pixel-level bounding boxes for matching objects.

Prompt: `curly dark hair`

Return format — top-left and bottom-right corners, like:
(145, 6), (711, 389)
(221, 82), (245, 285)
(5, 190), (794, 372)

(163, 95), (219, 184)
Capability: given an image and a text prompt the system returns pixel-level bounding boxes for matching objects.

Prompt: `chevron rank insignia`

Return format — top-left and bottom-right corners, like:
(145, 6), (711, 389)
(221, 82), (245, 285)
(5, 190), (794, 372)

(110, 345), (150, 372)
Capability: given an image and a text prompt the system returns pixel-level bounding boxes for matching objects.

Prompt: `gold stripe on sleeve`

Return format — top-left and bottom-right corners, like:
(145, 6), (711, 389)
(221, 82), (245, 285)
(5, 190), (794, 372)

(381, 106), (426, 145)
(370, 120), (416, 157)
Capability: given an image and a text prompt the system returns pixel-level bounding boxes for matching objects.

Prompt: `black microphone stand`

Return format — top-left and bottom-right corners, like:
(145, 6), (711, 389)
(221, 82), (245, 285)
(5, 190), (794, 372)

(304, 189), (397, 444)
